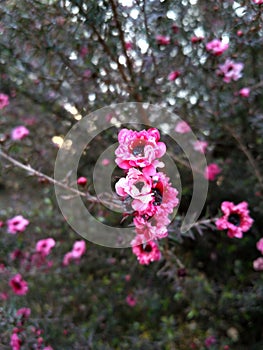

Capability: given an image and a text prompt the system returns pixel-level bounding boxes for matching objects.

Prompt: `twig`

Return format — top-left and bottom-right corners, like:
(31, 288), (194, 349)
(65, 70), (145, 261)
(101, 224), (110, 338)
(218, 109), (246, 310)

(224, 125), (263, 188)
(0, 150), (123, 210)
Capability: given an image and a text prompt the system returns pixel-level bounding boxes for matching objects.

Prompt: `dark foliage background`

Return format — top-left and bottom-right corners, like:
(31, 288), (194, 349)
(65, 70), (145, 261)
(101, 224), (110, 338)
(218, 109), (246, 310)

(0, 0), (263, 349)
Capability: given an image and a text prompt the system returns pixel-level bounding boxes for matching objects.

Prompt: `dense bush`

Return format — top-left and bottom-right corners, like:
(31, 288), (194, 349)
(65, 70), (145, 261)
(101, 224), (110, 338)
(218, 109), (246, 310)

(0, 0), (263, 349)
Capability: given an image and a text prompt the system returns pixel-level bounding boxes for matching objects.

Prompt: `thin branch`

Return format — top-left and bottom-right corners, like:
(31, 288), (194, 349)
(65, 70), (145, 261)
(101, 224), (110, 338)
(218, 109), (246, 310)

(0, 150), (123, 211)
(224, 125), (263, 188)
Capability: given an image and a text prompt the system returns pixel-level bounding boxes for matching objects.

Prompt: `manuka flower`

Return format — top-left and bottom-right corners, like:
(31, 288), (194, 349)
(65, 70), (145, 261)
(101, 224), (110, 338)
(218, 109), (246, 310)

(131, 236), (161, 265)
(115, 128), (166, 176)
(216, 201), (253, 238)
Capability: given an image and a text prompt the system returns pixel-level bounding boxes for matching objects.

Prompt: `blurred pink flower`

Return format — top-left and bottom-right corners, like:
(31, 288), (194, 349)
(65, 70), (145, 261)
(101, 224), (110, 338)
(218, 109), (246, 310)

(253, 257), (263, 270)
(253, 0), (263, 4)
(115, 128), (166, 176)
(72, 240), (86, 258)
(156, 35), (170, 45)
(7, 215), (29, 234)
(216, 201), (254, 239)
(83, 69), (92, 79)
(175, 121), (191, 134)
(131, 236), (161, 265)
(77, 177), (87, 186)
(63, 252), (73, 266)
(36, 238), (56, 256)
(0, 292), (8, 300)
(239, 87), (250, 97)
(168, 71), (180, 81)
(217, 59), (244, 83)
(10, 332), (21, 350)
(126, 294), (137, 307)
(206, 39), (229, 55)
(204, 335), (216, 347)
(125, 41), (132, 50)
(0, 93), (9, 109)
(43, 346), (53, 350)
(16, 307), (31, 319)
(191, 36), (204, 43)
(204, 163), (221, 181)
(101, 158), (110, 166)
(193, 140), (208, 154)
(256, 238), (263, 254)
(237, 30), (243, 37)
(79, 46), (88, 58)
(9, 274), (28, 296)
(11, 126), (30, 140)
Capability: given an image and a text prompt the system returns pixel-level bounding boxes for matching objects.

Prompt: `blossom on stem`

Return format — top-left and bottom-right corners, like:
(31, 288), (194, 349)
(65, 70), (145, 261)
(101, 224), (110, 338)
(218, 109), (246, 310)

(206, 39), (229, 55)
(7, 215), (29, 234)
(216, 201), (253, 238)
(217, 59), (244, 83)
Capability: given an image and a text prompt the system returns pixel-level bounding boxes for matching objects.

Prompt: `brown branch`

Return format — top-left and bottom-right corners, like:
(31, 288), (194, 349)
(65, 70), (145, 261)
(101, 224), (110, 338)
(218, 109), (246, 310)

(109, 0), (135, 82)
(224, 125), (263, 188)
(0, 150), (123, 211)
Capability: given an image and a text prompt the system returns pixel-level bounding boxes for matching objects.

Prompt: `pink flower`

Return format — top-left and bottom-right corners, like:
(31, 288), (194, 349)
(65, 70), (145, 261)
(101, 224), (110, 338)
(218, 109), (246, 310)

(204, 163), (221, 181)
(72, 240), (86, 258)
(116, 168), (153, 211)
(253, 0), (263, 4)
(16, 307), (31, 319)
(115, 128), (166, 175)
(7, 215), (29, 234)
(168, 71), (180, 81)
(126, 294), (137, 307)
(131, 236), (161, 265)
(237, 30), (243, 37)
(175, 121), (191, 134)
(79, 46), (88, 58)
(253, 257), (263, 271)
(63, 252), (73, 266)
(172, 24), (179, 33)
(217, 59), (244, 83)
(206, 39), (229, 56)
(256, 238), (263, 254)
(77, 177), (87, 186)
(156, 35), (170, 45)
(83, 69), (92, 79)
(9, 274), (29, 296)
(239, 87), (250, 97)
(36, 238), (56, 256)
(125, 41), (132, 50)
(43, 346), (54, 350)
(0, 93), (9, 109)
(193, 140), (208, 154)
(101, 158), (110, 166)
(216, 201), (254, 239)
(11, 126), (30, 140)
(204, 336), (216, 348)
(0, 292), (8, 300)
(10, 333), (21, 350)
(191, 36), (204, 43)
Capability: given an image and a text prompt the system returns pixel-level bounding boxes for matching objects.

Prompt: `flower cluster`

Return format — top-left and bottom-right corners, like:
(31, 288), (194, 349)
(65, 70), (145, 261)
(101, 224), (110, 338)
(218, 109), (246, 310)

(115, 128), (179, 265)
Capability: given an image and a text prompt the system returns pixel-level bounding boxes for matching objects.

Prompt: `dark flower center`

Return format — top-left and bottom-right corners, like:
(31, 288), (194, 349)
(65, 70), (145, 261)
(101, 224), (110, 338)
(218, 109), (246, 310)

(228, 213), (241, 226)
(153, 188), (163, 206)
(143, 244), (153, 253)
(132, 145), (144, 156)
(227, 65), (233, 72)
(135, 181), (144, 192)
(12, 281), (22, 290)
